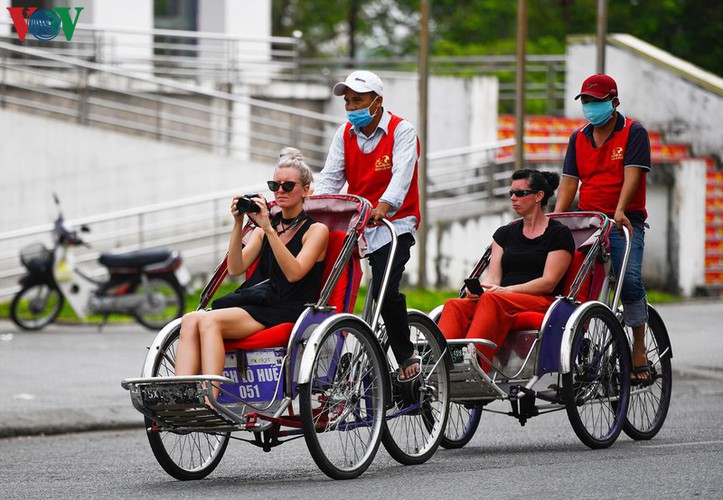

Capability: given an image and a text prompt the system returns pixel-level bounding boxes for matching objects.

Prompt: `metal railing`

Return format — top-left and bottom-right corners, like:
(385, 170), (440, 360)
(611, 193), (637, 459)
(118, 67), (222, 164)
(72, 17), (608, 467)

(0, 41), (341, 169)
(1, 21), (566, 112)
(0, 184), (265, 301)
(0, 136), (553, 301)
(299, 54), (566, 114)
(0, 21), (302, 84)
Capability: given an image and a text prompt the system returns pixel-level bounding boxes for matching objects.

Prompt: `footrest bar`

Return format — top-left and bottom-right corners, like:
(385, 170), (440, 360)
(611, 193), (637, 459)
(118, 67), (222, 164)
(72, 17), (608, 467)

(122, 375), (247, 433)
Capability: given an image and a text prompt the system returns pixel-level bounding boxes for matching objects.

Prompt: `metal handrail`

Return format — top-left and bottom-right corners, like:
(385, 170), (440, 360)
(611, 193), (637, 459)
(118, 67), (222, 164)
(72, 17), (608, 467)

(0, 40), (341, 167)
(0, 41), (339, 123)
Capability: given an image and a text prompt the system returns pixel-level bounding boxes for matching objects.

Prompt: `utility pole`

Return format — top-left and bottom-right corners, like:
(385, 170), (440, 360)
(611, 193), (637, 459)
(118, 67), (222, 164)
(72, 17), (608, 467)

(514, 0), (527, 171)
(596, 0), (608, 73)
(417, 0), (429, 288)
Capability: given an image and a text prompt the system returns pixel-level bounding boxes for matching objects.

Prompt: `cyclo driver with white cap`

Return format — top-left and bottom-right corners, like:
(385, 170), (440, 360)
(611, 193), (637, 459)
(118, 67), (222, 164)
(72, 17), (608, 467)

(314, 70), (422, 382)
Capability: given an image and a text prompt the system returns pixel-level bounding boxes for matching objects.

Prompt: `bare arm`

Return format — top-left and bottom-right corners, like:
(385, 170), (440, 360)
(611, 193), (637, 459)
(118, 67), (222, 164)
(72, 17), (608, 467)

(480, 241), (504, 288)
(263, 222), (329, 282)
(226, 194), (266, 276)
(227, 225), (264, 277)
(554, 176), (579, 213)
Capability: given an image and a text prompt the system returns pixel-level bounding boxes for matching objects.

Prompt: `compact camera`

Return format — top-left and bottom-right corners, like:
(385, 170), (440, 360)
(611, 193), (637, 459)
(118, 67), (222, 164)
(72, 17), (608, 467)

(236, 194), (262, 214)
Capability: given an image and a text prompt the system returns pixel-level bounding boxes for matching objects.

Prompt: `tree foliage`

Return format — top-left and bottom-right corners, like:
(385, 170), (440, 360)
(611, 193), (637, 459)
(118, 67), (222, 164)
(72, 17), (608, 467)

(272, 0), (722, 75)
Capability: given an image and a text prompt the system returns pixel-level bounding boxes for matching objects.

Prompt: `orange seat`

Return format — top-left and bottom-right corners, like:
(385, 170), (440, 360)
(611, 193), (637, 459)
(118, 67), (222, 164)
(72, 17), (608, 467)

(223, 230), (358, 351)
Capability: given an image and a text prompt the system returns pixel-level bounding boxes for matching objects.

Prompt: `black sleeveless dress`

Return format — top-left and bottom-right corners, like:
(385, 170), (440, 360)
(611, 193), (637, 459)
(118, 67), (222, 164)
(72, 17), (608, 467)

(211, 217), (325, 328)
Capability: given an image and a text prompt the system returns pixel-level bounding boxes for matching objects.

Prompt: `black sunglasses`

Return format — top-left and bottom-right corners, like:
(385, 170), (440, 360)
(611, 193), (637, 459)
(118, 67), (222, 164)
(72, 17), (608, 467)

(267, 180), (299, 193)
(509, 189), (538, 198)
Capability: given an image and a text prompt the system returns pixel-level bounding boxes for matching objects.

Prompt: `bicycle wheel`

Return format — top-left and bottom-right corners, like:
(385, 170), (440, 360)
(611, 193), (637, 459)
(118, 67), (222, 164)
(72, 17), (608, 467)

(441, 403), (483, 449)
(623, 306), (672, 440)
(563, 304), (631, 449)
(382, 311), (451, 465)
(133, 276), (185, 330)
(299, 318), (387, 480)
(10, 283), (64, 331)
(145, 325), (230, 480)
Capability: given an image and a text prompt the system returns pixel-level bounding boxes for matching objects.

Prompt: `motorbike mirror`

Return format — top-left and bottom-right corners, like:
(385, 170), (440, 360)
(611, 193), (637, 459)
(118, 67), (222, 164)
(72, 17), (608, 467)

(52, 192), (63, 219)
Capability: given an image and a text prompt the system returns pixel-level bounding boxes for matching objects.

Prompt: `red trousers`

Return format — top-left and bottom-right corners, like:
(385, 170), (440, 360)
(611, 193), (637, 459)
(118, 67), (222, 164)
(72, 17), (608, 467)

(437, 292), (554, 371)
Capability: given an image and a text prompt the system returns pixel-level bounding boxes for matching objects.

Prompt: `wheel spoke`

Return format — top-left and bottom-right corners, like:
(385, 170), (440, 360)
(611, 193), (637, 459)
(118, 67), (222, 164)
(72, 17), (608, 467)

(623, 307), (672, 440)
(144, 327), (229, 479)
(300, 321), (385, 479)
(382, 313), (450, 463)
(565, 305), (629, 448)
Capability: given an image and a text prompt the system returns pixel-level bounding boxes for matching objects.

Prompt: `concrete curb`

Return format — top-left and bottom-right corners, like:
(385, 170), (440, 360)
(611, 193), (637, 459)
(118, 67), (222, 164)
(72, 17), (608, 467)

(0, 407), (144, 439)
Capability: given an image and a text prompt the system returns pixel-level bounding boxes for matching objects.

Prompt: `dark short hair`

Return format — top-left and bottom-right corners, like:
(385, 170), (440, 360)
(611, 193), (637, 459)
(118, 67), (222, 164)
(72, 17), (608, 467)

(511, 168), (560, 206)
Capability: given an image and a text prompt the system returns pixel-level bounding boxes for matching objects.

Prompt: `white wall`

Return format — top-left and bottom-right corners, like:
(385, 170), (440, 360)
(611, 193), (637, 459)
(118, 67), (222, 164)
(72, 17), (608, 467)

(644, 182), (669, 287)
(566, 35), (723, 160)
(0, 108), (272, 232)
(673, 159), (708, 296)
(425, 210), (510, 289)
(198, 0), (272, 84)
(0, 0), (9, 35)
(79, 0), (153, 66)
(323, 74), (499, 153)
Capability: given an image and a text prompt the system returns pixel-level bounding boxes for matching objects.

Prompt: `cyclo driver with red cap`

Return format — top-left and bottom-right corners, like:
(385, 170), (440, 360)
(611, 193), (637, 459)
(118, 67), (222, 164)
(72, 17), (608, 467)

(314, 70), (423, 382)
(555, 74), (653, 382)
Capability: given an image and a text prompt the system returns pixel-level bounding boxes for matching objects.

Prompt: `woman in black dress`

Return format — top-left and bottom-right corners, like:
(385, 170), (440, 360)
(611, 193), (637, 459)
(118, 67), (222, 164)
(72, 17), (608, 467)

(175, 148), (329, 382)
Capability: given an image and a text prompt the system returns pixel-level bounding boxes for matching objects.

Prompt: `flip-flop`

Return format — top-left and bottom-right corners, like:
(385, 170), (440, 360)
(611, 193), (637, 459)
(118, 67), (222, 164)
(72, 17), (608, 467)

(397, 354), (421, 383)
(631, 361), (652, 383)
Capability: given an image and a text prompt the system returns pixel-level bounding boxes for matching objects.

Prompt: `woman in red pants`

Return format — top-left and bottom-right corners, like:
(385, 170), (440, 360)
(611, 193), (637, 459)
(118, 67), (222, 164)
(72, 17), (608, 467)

(437, 169), (575, 371)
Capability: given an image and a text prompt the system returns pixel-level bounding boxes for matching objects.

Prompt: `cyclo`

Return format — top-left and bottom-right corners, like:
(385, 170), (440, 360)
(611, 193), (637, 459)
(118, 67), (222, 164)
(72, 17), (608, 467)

(122, 194), (451, 480)
(429, 211), (672, 449)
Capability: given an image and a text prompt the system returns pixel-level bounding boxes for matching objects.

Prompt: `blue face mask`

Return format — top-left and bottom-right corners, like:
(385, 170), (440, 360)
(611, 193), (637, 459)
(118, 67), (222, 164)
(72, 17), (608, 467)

(582, 100), (615, 126)
(347, 96), (379, 128)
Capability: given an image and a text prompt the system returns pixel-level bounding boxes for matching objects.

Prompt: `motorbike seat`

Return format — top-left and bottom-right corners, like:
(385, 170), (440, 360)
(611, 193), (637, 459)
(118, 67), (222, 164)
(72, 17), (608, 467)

(99, 249), (174, 268)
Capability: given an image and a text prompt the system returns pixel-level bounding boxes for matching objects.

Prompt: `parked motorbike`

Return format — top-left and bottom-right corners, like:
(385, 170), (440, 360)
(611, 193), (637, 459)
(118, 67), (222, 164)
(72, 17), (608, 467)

(10, 194), (191, 331)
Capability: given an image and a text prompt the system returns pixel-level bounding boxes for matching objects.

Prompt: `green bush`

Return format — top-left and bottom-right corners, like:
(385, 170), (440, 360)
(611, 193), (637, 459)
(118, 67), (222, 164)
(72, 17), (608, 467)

(0, 283), (681, 323)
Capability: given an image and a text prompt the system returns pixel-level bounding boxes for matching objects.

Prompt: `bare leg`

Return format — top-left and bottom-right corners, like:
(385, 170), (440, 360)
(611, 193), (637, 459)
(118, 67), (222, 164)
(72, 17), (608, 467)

(174, 311), (205, 376)
(196, 308), (266, 397)
(631, 324), (649, 380)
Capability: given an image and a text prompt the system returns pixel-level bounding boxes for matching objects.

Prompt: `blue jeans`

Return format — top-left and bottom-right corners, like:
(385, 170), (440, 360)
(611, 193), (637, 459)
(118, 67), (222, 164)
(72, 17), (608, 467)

(608, 214), (648, 328)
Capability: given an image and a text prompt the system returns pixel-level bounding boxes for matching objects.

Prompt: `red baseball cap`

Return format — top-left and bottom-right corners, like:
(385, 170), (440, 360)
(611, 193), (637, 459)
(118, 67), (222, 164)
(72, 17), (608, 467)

(575, 74), (618, 100)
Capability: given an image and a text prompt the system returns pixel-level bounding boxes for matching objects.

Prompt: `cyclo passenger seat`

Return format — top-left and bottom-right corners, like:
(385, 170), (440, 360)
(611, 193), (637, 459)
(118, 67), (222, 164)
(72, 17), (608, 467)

(508, 212), (611, 333)
(215, 195), (367, 352)
(223, 230), (361, 351)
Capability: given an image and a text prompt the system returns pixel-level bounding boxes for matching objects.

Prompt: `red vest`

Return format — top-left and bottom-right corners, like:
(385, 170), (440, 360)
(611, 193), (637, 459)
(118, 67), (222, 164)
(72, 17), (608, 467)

(343, 113), (421, 226)
(574, 117), (647, 218)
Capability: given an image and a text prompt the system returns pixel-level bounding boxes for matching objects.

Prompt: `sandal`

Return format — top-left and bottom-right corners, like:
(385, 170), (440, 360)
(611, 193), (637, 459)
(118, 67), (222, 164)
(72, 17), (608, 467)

(631, 361), (652, 384)
(397, 353), (421, 383)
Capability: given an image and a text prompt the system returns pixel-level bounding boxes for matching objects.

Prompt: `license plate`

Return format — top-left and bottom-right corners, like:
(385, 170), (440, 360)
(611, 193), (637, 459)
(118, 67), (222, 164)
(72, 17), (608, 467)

(218, 349), (285, 404)
(141, 383), (201, 406)
(175, 265), (191, 287)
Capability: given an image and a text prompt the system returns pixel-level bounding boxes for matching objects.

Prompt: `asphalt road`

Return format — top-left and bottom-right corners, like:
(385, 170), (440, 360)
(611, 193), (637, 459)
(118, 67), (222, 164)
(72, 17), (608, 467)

(1, 299), (722, 498)
(0, 372), (721, 500)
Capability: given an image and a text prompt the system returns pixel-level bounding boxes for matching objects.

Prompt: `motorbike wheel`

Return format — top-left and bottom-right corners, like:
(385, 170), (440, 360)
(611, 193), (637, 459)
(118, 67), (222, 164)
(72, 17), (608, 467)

(10, 283), (64, 331)
(132, 276), (185, 331)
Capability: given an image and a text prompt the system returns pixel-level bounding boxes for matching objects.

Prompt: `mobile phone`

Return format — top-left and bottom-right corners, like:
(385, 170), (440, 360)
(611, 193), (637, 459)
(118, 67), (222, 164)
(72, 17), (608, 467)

(464, 278), (484, 295)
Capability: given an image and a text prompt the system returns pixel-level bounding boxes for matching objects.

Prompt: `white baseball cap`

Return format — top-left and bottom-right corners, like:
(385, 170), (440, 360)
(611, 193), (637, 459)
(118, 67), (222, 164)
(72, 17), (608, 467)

(333, 70), (384, 96)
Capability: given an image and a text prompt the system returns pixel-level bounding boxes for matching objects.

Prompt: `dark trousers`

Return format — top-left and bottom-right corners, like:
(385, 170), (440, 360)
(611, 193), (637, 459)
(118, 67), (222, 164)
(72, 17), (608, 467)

(368, 233), (415, 364)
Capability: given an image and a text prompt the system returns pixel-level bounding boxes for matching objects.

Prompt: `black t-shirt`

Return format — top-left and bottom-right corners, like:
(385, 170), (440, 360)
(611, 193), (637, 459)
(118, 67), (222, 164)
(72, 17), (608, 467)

(493, 218), (576, 296)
